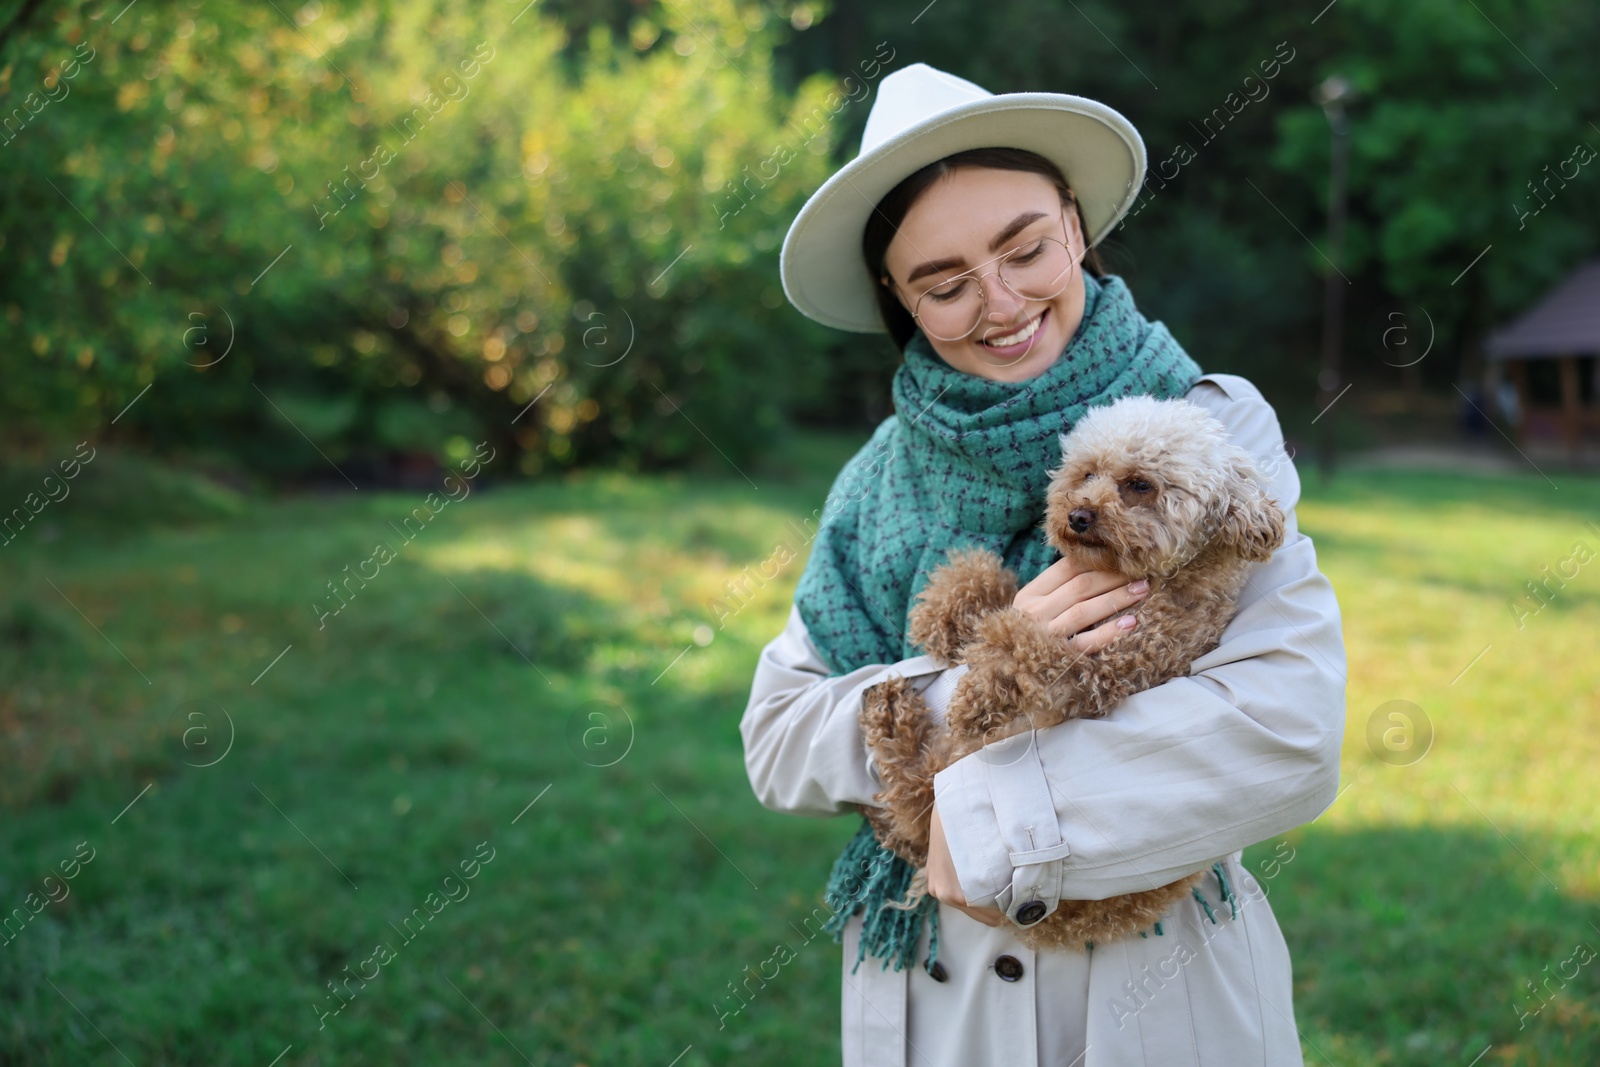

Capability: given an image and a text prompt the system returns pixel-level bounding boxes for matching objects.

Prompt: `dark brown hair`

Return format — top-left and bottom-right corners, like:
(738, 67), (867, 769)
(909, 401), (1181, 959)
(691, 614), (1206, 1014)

(862, 147), (1106, 352)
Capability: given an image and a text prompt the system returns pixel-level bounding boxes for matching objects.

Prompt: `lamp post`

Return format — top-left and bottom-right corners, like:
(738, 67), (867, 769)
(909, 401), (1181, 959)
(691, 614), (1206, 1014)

(1313, 74), (1354, 486)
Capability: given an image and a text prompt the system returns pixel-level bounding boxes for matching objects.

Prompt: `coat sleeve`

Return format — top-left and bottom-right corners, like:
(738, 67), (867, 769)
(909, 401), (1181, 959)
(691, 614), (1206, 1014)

(740, 603), (953, 818)
(930, 374), (1347, 926)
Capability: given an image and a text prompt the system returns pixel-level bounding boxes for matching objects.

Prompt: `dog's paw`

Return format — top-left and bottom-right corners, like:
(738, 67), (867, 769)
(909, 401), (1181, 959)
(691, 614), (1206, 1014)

(860, 675), (916, 751)
(859, 679), (940, 865)
(944, 608), (1080, 737)
(944, 642), (1037, 743)
(908, 547), (1020, 663)
(861, 677), (939, 786)
(945, 682), (1022, 745)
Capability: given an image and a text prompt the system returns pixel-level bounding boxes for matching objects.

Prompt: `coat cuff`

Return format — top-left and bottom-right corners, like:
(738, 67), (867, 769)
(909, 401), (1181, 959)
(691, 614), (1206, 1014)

(932, 730), (1069, 927)
(916, 662), (968, 728)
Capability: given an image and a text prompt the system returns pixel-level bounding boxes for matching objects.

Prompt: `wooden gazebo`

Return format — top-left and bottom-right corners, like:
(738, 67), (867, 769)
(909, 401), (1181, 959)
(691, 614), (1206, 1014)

(1486, 261), (1600, 456)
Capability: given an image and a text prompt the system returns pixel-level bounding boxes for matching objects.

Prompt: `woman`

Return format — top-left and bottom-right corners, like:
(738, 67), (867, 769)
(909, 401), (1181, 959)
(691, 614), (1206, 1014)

(740, 62), (1346, 1066)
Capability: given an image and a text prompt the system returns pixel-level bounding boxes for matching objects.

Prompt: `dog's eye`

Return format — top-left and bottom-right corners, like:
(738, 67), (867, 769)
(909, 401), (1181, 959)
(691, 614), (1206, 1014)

(1083, 472), (1096, 482)
(1118, 477), (1157, 506)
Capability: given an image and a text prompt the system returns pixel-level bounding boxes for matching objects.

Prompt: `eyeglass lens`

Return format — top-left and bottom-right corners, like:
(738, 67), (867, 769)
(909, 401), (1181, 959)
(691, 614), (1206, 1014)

(913, 238), (1077, 341)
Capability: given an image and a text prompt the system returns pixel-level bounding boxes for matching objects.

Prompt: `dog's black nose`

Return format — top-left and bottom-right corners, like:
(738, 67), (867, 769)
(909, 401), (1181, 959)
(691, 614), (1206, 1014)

(1068, 508), (1096, 533)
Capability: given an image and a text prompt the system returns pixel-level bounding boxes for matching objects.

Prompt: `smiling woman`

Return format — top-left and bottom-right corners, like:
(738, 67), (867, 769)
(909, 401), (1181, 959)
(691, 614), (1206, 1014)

(745, 61), (1346, 1067)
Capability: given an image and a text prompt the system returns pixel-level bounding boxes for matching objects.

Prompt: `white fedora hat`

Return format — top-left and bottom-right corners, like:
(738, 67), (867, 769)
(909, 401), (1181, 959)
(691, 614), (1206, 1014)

(780, 62), (1146, 334)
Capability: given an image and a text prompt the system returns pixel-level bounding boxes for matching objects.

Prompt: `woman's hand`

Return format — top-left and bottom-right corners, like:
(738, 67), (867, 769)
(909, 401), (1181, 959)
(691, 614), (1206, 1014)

(926, 800), (1007, 927)
(1012, 556), (1149, 652)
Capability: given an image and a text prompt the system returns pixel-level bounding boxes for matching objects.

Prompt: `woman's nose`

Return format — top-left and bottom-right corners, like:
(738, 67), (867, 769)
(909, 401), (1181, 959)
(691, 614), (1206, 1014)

(981, 273), (1026, 320)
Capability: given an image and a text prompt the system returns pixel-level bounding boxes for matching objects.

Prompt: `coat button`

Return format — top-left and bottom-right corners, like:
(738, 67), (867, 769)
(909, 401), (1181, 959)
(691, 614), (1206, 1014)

(1015, 899), (1047, 925)
(925, 958), (948, 983)
(993, 954), (1024, 982)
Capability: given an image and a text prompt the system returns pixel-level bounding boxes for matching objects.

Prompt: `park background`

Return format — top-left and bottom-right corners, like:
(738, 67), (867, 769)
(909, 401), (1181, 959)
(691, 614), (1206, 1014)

(1, 0), (1598, 1063)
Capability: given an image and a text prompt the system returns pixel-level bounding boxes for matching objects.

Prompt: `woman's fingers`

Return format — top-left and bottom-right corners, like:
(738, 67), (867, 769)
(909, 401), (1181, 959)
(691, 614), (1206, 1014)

(1013, 556), (1089, 602)
(925, 804), (962, 899)
(1017, 562), (1120, 621)
(946, 900), (1007, 927)
(1017, 564), (1147, 637)
(926, 804), (1007, 926)
(1065, 609), (1140, 654)
(1019, 568), (1122, 622)
(1041, 577), (1148, 637)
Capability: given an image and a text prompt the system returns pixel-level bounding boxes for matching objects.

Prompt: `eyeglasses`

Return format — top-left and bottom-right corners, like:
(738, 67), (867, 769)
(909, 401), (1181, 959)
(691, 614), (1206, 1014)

(891, 204), (1081, 343)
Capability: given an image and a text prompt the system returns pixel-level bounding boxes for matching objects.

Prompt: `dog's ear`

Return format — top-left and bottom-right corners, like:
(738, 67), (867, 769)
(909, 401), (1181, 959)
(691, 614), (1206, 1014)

(1213, 459), (1286, 562)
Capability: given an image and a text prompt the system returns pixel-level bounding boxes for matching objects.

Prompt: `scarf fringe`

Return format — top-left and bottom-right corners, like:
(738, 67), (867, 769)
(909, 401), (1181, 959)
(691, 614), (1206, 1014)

(822, 818), (942, 978)
(1212, 860), (1240, 920)
(1192, 886), (1218, 924)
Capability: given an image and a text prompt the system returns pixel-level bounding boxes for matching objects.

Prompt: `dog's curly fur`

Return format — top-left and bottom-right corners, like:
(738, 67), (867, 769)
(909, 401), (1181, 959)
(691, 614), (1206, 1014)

(859, 395), (1287, 951)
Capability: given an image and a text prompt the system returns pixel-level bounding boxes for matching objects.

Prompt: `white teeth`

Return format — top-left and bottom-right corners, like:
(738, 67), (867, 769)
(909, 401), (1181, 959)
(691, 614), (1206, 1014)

(983, 314), (1042, 348)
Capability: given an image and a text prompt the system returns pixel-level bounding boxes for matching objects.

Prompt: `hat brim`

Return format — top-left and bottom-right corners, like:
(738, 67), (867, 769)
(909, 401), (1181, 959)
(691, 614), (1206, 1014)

(780, 93), (1146, 335)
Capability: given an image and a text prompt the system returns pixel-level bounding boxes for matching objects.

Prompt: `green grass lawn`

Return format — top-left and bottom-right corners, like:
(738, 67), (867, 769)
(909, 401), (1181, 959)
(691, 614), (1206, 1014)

(1, 440), (1597, 1065)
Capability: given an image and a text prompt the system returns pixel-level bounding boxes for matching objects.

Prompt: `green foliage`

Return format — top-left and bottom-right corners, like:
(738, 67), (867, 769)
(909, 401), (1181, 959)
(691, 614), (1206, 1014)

(2, 0), (1598, 471)
(0, 0), (839, 479)
(1270, 0), (1600, 354)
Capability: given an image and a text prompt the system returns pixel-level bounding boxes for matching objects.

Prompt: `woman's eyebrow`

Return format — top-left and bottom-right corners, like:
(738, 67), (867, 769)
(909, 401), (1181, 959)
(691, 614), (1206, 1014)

(904, 210), (1051, 284)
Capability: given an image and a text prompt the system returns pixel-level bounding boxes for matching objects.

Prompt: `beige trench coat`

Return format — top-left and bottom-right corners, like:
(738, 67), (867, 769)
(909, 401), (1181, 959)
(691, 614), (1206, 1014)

(740, 373), (1347, 1067)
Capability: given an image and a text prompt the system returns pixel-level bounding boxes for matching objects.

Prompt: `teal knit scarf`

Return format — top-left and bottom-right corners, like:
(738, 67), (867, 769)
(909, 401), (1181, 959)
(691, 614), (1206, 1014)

(794, 272), (1204, 976)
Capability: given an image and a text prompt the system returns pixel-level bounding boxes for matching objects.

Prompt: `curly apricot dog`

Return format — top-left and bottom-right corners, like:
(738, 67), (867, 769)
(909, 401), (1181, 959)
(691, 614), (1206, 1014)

(860, 394), (1286, 951)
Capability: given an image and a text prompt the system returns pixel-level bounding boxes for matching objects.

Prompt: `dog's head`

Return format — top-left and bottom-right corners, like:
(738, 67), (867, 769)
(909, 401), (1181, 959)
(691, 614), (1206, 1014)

(1043, 396), (1286, 577)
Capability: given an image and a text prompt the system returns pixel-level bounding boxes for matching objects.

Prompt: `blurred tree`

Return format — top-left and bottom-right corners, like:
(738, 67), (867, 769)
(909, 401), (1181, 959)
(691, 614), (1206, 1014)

(0, 0), (840, 479)
(1, 0), (1596, 478)
(1272, 0), (1600, 387)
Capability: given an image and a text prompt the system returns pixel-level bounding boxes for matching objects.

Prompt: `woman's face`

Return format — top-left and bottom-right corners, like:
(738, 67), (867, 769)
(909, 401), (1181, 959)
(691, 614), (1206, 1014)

(881, 167), (1088, 383)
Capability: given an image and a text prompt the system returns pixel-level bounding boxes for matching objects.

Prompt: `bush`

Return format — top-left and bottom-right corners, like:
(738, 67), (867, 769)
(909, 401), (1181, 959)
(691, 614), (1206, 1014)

(0, 0), (845, 480)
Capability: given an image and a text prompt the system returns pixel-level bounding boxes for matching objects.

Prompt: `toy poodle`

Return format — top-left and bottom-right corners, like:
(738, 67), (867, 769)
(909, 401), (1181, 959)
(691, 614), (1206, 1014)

(860, 394), (1287, 951)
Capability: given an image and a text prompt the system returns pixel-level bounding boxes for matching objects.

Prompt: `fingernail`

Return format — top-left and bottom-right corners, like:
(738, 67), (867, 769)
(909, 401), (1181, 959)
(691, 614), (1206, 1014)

(1127, 580), (1149, 595)
(1117, 614), (1137, 629)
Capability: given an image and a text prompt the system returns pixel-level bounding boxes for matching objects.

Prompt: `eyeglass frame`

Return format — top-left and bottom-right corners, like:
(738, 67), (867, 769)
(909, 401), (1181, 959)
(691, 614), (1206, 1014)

(878, 194), (1085, 342)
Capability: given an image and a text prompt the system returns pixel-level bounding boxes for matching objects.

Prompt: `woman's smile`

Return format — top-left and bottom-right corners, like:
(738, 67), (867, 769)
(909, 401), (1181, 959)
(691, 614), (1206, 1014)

(978, 307), (1049, 358)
